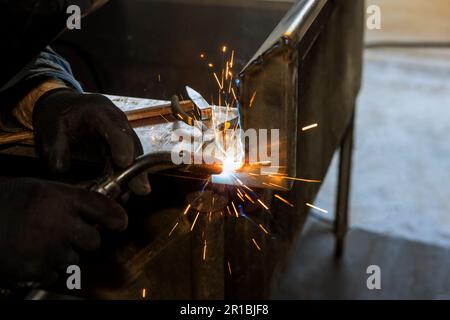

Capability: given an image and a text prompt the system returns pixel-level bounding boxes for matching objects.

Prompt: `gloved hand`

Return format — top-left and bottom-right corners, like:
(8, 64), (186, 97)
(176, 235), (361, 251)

(33, 88), (151, 195)
(0, 178), (128, 284)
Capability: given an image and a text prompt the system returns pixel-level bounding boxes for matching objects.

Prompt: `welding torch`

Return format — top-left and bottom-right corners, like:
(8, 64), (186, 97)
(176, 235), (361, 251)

(90, 151), (222, 200)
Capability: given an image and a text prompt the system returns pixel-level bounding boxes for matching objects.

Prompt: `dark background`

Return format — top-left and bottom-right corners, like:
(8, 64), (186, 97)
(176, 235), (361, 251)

(54, 0), (292, 100)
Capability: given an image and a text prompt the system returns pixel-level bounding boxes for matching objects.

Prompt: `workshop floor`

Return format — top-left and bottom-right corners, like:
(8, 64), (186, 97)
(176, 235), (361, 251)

(272, 219), (450, 300)
(273, 0), (450, 299)
(314, 50), (450, 248)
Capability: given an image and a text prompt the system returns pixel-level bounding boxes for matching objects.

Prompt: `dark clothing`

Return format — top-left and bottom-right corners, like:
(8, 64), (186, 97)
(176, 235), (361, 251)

(0, 0), (98, 130)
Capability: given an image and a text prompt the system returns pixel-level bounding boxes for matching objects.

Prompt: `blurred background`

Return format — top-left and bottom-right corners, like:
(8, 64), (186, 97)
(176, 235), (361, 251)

(55, 0), (450, 299)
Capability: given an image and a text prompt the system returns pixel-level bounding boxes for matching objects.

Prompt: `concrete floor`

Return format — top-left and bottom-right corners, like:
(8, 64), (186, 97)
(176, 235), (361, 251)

(273, 220), (450, 300)
(313, 50), (450, 248)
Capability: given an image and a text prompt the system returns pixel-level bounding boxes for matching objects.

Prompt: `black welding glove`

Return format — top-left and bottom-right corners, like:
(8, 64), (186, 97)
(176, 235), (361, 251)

(0, 178), (128, 284)
(33, 88), (151, 195)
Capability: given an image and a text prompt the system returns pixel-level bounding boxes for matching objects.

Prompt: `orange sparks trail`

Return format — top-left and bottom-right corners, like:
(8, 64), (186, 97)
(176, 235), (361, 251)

(275, 194), (294, 207)
(302, 123), (318, 131)
(249, 91), (257, 108)
(257, 199), (269, 211)
(190, 212), (200, 232)
(306, 203), (329, 214)
(259, 224), (269, 235)
(168, 222), (179, 237)
(183, 204), (191, 215)
(244, 193), (255, 204)
(228, 261), (232, 275)
(237, 192), (245, 202)
(231, 87), (238, 101)
(226, 206), (232, 216)
(252, 238), (262, 251)
(214, 72), (223, 90)
(231, 201), (239, 218)
(159, 113), (170, 123)
(142, 288), (147, 299)
(271, 175), (321, 183)
(203, 240), (207, 261)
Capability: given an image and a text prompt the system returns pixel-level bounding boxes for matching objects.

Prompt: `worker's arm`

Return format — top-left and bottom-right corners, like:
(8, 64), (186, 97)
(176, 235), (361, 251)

(0, 47), (83, 131)
(0, 47), (82, 131)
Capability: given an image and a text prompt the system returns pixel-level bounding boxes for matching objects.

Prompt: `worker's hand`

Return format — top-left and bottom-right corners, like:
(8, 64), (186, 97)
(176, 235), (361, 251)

(0, 178), (128, 284)
(32, 88), (151, 195)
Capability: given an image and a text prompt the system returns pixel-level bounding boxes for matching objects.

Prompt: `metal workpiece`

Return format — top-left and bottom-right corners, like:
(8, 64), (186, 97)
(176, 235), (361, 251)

(239, 0), (332, 190)
(241, 0), (329, 73)
(186, 86), (213, 121)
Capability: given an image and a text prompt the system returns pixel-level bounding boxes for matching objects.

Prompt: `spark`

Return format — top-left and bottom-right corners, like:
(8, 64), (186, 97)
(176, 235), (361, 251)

(244, 193), (255, 204)
(203, 240), (207, 261)
(257, 199), (269, 211)
(269, 182), (289, 190)
(190, 212), (200, 231)
(142, 288), (147, 299)
(271, 175), (321, 183)
(237, 192), (245, 202)
(302, 123), (318, 131)
(200, 53), (205, 59)
(157, 74), (161, 82)
(274, 194), (294, 207)
(230, 50), (235, 68)
(226, 206), (232, 216)
(228, 261), (232, 275)
(159, 113), (170, 123)
(231, 87), (238, 101)
(249, 91), (257, 108)
(168, 222), (179, 237)
(252, 238), (262, 251)
(214, 72), (223, 90)
(209, 212), (212, 222)
(222, 46), (227, 53)
(231, 201), (239, 218)
(183, 204), (191, 215)
(259, 224), (270, 235)
(306, 203), (328, 214)
(208, 63), (214, 68)
(262, 182), (288, 190)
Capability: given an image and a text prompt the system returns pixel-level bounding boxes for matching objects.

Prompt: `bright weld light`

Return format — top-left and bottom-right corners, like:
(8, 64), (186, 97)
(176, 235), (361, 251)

(306, 203), (328, 214)
(302, 123), (318, 131)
